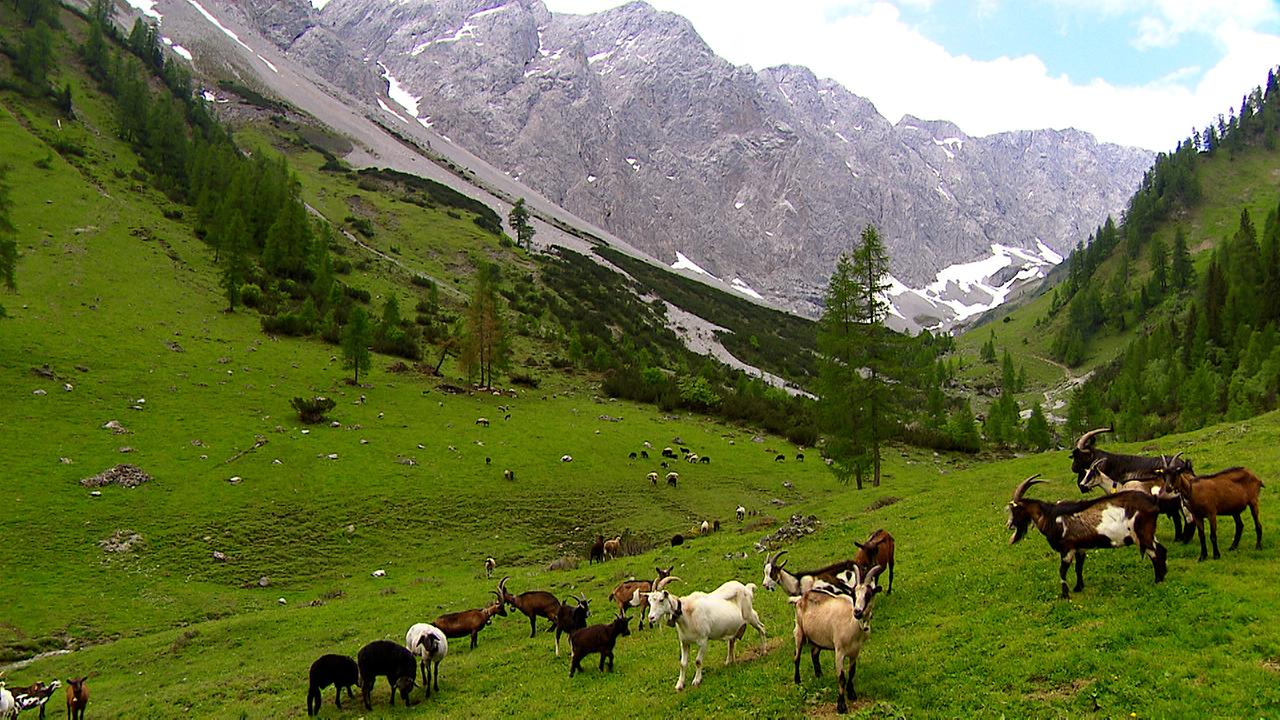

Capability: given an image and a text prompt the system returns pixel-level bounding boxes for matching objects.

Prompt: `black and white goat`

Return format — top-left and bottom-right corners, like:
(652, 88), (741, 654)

(405, 623), (448, 697)
(1070, 426), (1169, 485)
(1007, 474), (1167, 599)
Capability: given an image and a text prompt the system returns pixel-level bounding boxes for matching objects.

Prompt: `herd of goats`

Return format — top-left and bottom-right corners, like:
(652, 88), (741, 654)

(0, 428), (1265, 717)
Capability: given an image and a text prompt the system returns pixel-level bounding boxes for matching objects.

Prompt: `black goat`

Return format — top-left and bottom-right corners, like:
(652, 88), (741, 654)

(552, 594), (591, 656)
(357, 640), (417, 709)
(307, 654), (358, 716)
(569, 614), (632, 677)
(589, 534), (605, 564)
(1070, 426), (1169, 485)
(671, 534), (684, 547)
(1007, 475), (1167, 599)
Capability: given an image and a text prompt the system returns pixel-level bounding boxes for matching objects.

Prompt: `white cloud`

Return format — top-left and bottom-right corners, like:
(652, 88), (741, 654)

(543, 0), (1280, 150)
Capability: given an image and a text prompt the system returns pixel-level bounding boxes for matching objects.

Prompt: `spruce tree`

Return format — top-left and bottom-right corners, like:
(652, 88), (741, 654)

(218, 210), (251, 311)
(342, 307), (372, 385)
(508, 198), (535, 250)
(1171, 226), (1194, 289)
(0, 166), (16, 318)
(1023, 402), (1053, 451)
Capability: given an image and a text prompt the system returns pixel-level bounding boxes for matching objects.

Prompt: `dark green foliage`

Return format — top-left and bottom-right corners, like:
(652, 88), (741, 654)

(15, 19), (54, 89)
(342, 307), (372, 385)
(1023, 402), (1053, 451)
(508, 198), (534, 250)
(460, 263), (508, 387)
(0, 165), (15, 318)
(354, 168), (503, 235)
(290, 396), (336, 424)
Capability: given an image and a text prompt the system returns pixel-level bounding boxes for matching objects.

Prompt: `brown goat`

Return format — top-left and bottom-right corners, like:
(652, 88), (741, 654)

(853, 529), (896, 595)
(498, 576), (561, 638)
(432, 592), (508, 649)
(65, 677), (89, 720)
(609, 566), (674, 630)
(602, 536), (622, 560)
(1161, 460), (1264, 561)
(589, 535), (605, 564)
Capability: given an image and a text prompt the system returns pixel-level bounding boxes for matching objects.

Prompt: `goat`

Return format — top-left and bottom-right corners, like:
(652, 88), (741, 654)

(647, 471), (659, 485)
(644, 441), (653, 449)
(561, 454), (573, 462)
(552, 594), (591, 657)
(662, 447), (677, 458)
(713, 520), (720, 532)
(1007, 475), (1167, 599)
(498, 576), (561, 638)
(671, 534), (684, 547)
(1070, 426), (1168, 485)
(687, 454), (700, 464)
(0, 687), (13, 720)
(475, 417), (490, 426)
(700, 520), (710, 536)
(64, 677), (89, 720)
(11, 681), (59, 720)
(680, 446), (691, 455)
(603, 536), (622, 560)
(783, 481), (795, 490)
(699, 456), (710, 464)
(736, 505), (746, 522)
(647, 577), (767, 690)
(641, 450), (649, 459)
(307, 654), (358, 715)
(629, 452), (638, 460)
(791, 567), (884, 713)
(1080, 458), (1189, 539)
(853, 529), (896, 595)
(775, 454), (786, 462)
(503, 469), (515, 481)
(1159, 457), (1264, 561)
(356, 640), (417, 709)
(796, 452), (805, 462)
(484, 557), (497, 578)
(569, 613), (632, 677)
(610, 566), (675, 630)
(589, 535), (606, 564)
(667, 472), (679, 487)
(762, 550), (862, 677)
(405, 623), (448, 697)
(433, 591), (508, 649)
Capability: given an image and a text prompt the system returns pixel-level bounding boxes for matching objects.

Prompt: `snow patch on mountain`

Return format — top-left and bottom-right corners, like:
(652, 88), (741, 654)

(672, 251), (716, 279)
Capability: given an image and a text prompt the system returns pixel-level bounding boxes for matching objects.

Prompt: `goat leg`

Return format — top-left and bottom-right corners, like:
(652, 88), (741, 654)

(1196, 518), (1208, 561)
(811, 646), (823, 677)
(793, 629), (806, 684)
(1058, 553), (1073, 599)
(1251, 502), (1263, 549)
(1230, 513), (1244, 551)
(1074, 551), (1086, 593)
(1209, 514), (1222, 559)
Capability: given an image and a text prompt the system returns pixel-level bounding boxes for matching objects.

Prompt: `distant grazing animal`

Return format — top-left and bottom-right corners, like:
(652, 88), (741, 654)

(569, 613), (632, 677)
(853, 529), (896, 595)
(552, 594), (592, 657)
(761, 550), (862, 676)
(644, 441), (653, 449)
(641, 450), (649, 459)
(561, 454), (573, 463)
(783, 481), (794, 490)
(11, 681), (60, 720)
(629, 452), (638, 460)
(610, 566), (675, 630)
(307, 654), (358, 716)
(700, 520), (710, 536)
(1007, 475), (1167, 598)
(1070, 426), (1168, 485)
(503, 469), (515, 481)
(405, 623), (448, 697)
(671, 534), (684, 547)
(356, 640), (417, 709)
(433, 591), (508, 648)
(660, 461), (670, 469)
(603, 536), (622, 560)
(589, 535), (606, 564)
(796, 453), (805, 462)
(790, 567), (884, 713)
(646, 577), (767, 691)
(666, 472), (679, 487)
(699, 456), (710, 464)
(712, 520), (720, 532)
(484, 557), (497, 579)
(498, 576), (562, 638)
(775, 454), (786, 462)
(680, 446), (690, 455)
(1159, 456), (1264, 561)
(662, 447), (677, 459)
(736, 505), (746, 522)
(647, 472), (659, 485)
(475, 417), (490, 427)
(687, 454), (700, 464)
(65, 677), (89, 720)
(64, 677), (89, 720)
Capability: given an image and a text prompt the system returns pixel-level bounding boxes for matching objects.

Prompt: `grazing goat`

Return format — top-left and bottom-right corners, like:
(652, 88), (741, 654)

(1070, 426), (1168, 485)
(662, 447), (677, 459)
(791, 567), (884, 713)
(603, 536), (622, 560)
(64, 677), (89, 720)
(569, 614), (632, 677)
(736, 505), (746, 522)
(628, 452), (637, 460)
(687, 454), (700, 464)
(433, 591), (508, 649)
(1007, 475), (1167, 599)
(671, 534), (684, 547)
(356, 640), (417, 709)
(641, 450), (649, 459)
(713, 520), (721, 532)
(589, 535), (606, 564)
(405, 623), (448, 697)
(498, 576), (561, 638)
(699, 456), (710, 464)
(796, 452), (805, 462)
(647, 471), (659, 485)
(647, 577), (767, 691)
(552, 594), (591, 656)
(0, 687), (13, 720)
(853, 529), (896, 595)
(610, 566), (675, 630)
(503, 469), (515, 481)
(475, 417), (490, 427)
(1080, 457), (1189, 539)
(307, 655), (357, 716)
(1160, 457), (1264, 561)
(484, 557), (497, 578)
(561, 454), (573, 462)
(11, 681), (59, 720)
(762, 550), (862, 677)
(775, 454), (786, 462)
(700, 520), (710, 536)
(667, 472), (679, 487)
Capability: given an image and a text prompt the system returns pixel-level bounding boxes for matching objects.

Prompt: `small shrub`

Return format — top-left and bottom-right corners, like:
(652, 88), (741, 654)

(332, 258), (352, 275)
(509, 372), (540, 389)
(291, 396), (336, 424)
(547, 555), (579, 572)
(240, 284), (263, 309)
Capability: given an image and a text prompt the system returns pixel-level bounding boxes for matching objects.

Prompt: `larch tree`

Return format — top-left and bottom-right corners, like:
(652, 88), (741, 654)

(460, 263), (509, 388)
(342, 307), (372, 385)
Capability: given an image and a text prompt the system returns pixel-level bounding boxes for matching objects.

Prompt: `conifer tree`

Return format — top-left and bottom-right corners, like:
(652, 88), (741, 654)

(507, 198), (535, 250)
(1023, 402), (1052, 451)
(0, 166), (16, 318)
(1171, 226), (1194, 288)
(342, 307), (372, 385)
(460, 263), (508, 387)
(218, 210), (251, 311)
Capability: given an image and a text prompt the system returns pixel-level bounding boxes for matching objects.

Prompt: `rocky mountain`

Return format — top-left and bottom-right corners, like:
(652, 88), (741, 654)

(228, 0), (1152, 329)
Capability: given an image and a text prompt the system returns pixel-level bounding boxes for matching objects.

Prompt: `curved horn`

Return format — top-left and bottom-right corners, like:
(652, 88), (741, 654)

(1011, 474), (1046, 502)
(498, 576), (509, 596)
(865, 564), (885, 585)
(655, 576), (681, 591)
(767, 550), (787, 569)
(854, 541), (870, 551)
(1075, 426), (1113, 451)
(577, 593), (589, 606)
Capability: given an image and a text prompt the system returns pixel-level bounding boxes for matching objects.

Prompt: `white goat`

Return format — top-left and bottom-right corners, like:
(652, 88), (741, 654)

(0, 685), (12, 720)
(647, 578), (766, 691)
(700, 520), (710, 536)
(790, 566), (884, 713)
(405, 623), (448, 697)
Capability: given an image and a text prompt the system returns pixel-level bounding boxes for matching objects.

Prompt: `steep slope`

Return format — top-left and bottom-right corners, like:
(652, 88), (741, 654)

(245, 0), (1151, 325)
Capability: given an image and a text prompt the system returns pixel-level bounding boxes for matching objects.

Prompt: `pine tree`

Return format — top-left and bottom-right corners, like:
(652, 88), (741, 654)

(507, 198), (535, 250)
(1149, 235), (1168, 297)
(1171, 226), (1194, 289)
(0, 166), (16, 318)
(218, 210), (251, 311)
(342, 307), (372, 385)
(947, 401), (981, 452)
(816, 252), (871, 488)
(1023, 402), (1053, 451)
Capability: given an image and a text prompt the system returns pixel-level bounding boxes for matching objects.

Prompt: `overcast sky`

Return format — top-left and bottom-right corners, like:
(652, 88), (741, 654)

(541, 0), (1280, 151)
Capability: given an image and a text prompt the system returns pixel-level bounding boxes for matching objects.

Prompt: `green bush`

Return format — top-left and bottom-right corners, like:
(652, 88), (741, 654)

(291, 396), (336, 424)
